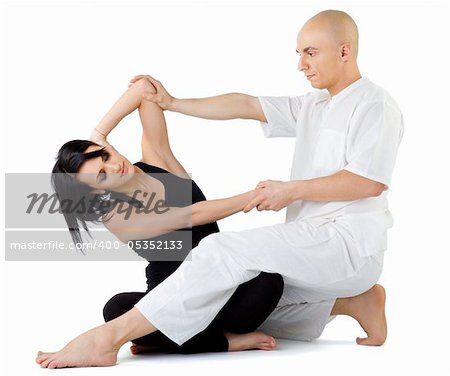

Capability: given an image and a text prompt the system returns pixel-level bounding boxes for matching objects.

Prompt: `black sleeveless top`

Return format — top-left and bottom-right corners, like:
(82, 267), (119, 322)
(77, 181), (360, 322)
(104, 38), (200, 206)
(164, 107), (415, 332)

(128, 161), (220, 290)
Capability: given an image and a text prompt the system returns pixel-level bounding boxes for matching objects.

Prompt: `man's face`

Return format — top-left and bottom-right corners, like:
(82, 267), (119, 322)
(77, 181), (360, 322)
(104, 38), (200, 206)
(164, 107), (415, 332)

(296, 22), (343, 91)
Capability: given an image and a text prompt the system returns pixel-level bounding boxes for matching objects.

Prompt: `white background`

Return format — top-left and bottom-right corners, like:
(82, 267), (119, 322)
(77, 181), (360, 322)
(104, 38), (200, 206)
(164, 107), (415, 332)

(1, 0), (449, 374)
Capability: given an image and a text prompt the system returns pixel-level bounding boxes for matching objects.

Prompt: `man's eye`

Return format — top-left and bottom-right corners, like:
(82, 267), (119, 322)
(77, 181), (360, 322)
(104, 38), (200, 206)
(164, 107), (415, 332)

(308, 52), (314, 56)
(102, 153), (110, 161)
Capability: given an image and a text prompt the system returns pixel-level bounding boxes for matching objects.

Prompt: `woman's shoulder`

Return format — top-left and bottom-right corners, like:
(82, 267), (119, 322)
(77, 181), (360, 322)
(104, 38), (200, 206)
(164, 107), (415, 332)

(134, 160), (171, 174)
(135, 159), (191, 181)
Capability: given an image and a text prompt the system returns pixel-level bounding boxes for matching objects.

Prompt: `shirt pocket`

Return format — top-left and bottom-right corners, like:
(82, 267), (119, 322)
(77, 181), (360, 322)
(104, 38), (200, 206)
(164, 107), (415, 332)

(312, 128), (346, 173)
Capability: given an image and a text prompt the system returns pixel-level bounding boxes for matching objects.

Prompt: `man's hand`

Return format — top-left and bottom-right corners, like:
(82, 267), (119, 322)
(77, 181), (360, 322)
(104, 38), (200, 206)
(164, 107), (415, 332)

(243, 180), (294, 213)
(129, 74), (175, 111)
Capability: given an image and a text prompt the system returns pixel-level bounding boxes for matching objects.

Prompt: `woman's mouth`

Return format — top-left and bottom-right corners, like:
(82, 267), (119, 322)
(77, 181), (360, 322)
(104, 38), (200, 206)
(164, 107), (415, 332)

(121, 163), (127, 176)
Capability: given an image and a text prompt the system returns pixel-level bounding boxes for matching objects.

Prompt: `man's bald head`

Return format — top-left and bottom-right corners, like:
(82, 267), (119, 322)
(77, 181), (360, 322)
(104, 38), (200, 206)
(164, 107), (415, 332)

(296, 10), (362, 96)
(301, 10), (359, 58)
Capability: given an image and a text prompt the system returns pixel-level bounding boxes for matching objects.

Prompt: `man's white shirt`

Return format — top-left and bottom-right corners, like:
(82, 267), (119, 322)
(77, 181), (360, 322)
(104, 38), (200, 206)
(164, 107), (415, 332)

(258, 77), (404, 257)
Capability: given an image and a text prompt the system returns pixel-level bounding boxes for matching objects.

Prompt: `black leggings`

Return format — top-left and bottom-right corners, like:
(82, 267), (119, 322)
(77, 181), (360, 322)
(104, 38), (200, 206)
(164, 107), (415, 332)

(103, 270), (283, 354)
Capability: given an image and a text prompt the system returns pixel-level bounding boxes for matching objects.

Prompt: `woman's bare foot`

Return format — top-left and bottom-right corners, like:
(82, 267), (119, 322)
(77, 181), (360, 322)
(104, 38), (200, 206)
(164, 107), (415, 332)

(225, 331), (277, 351)
(333, 284), (387, 346)
(35, 326), (119, 368)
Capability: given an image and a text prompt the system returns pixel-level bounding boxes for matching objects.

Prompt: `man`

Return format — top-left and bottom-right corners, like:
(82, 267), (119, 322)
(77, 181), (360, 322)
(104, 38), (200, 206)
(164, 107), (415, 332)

(36, 9), (404, 368)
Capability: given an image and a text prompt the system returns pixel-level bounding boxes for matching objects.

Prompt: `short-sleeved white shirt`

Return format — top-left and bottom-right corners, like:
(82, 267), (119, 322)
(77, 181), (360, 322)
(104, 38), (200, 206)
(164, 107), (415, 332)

(258, 77), (404, 256)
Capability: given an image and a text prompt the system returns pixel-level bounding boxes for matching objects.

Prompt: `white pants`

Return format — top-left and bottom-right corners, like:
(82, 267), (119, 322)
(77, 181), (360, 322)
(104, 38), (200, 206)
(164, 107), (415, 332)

(135, 218), (384, 345)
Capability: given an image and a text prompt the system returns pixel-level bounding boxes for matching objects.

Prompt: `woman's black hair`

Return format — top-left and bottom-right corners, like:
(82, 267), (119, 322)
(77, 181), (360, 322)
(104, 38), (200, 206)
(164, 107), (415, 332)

(51, 140), (142, 246)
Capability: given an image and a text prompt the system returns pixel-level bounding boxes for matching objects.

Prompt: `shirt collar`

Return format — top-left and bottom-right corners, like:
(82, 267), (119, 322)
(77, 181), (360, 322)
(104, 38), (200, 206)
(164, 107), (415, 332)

(330, 76), (370, 103)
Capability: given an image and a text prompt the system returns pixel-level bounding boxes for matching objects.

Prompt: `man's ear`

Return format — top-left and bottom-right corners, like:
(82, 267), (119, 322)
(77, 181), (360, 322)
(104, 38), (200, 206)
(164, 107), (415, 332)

(340, 43), (352, 61)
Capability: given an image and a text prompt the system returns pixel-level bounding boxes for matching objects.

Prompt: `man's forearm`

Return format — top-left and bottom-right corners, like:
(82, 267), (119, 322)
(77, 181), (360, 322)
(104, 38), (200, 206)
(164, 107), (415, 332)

(287, 170), (385, 202)
(169, 93), (260, 121)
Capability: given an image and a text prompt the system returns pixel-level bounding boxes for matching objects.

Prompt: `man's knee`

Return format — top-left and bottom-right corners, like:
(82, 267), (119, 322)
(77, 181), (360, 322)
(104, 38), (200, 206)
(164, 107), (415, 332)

(196, 232), (242, 256)
(193, 233), (225, 257)
(197, 232), (220, 247)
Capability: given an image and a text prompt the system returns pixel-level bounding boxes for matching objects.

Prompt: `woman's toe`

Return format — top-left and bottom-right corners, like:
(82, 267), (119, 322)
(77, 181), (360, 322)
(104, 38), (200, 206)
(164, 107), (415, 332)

(36, 353), (49, 364)
(40, 360), (49, 368)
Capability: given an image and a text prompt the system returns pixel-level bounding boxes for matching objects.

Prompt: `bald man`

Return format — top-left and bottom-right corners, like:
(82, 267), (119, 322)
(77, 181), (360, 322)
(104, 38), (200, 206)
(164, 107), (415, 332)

(37, 10), (404, 368)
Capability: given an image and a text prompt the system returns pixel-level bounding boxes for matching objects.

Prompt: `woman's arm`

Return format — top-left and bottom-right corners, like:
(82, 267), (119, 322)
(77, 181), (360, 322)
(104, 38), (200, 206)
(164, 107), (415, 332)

(90, 79), (153, 142)
(191, 190), (255, 226)
(89, 79), (177, 162)
(93, 78), (187, 174)
(104, 190), (255, 242)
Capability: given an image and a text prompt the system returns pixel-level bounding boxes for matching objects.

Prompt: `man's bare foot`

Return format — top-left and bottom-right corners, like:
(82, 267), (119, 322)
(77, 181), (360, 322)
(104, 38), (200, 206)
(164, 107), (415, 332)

(35, 326), (119, 368)
(225, 331), (277, 351)
(130, 343), (161, 355)
(333, 284), (387, 346)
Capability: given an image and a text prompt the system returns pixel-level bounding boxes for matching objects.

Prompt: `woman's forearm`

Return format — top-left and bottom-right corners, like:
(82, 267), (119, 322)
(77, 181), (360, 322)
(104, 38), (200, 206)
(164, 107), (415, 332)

(93, 80), (156, 138)
(191, 191), (254, 226)
(108, 191), (254, 242)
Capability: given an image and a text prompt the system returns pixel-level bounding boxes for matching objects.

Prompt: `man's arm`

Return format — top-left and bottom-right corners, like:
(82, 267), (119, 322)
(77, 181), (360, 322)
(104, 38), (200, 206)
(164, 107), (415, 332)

(288, 170), (385, 201)
(130, 74), (267, 122)
(169, 93), (266, 121)
(243, 170), (385, 212)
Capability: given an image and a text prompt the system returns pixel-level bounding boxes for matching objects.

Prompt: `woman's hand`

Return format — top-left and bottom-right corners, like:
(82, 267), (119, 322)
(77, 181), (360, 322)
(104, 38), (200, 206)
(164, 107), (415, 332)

(89, 128), (111, 148)
(243, 189), (259, 212)
(129, 74), (176, 111)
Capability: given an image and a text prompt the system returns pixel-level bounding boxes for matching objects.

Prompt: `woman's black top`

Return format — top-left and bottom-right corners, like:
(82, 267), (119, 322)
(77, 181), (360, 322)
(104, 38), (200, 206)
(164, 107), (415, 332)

(127, 161), (220, 291)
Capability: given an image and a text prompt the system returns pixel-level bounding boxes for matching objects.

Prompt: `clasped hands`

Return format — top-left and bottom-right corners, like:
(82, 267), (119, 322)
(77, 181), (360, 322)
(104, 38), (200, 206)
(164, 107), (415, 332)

(244, 180), (294, 213)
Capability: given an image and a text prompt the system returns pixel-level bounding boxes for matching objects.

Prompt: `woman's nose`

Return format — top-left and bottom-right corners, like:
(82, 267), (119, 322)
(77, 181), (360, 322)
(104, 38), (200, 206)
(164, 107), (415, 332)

(105, 162), (121, 173)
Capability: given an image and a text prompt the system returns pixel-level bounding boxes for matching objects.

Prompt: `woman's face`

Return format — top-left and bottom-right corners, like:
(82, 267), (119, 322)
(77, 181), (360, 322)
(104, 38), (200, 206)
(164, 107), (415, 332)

(76, 144), (135, 192)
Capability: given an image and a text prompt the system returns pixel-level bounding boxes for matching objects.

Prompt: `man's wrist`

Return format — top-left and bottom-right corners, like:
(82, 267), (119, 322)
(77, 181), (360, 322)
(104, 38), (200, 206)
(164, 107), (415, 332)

(287, 180), (304, 202)
(167, 97), (179, 112)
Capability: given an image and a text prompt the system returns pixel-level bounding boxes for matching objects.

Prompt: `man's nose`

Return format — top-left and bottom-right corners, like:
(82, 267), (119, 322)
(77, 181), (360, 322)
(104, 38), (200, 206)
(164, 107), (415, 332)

(297, 55), (308, 71)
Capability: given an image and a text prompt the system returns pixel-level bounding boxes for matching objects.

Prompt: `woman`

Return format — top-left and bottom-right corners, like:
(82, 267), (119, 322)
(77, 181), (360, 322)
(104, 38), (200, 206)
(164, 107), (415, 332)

(51, 76), (283, 354)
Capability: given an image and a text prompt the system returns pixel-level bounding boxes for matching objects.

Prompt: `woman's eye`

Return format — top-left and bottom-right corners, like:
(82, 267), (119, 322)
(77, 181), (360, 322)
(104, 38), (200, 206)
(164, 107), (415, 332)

(100, 155), (108, 181)
(98, 171), (107, 182)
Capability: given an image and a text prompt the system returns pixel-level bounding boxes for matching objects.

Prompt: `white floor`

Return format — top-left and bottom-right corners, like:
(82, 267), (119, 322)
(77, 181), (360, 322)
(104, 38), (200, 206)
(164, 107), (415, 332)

(3, 314), (445, 376)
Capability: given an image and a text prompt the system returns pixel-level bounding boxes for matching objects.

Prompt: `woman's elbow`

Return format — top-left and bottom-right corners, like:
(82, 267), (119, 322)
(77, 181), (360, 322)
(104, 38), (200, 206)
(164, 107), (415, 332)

(190, 204), (208, 227)
(132, 77), (156, 95)
(190, 211), (202, 227)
